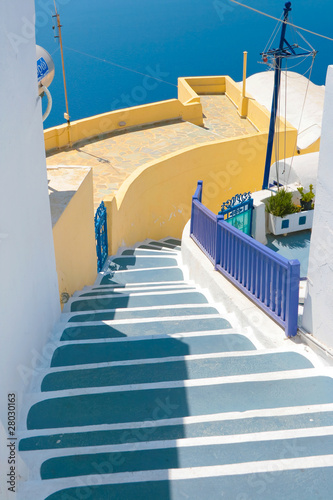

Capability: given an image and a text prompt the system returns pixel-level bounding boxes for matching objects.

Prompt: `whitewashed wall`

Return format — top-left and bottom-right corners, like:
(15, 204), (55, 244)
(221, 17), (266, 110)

(0, 1), (60, 495)
(302, 66), (333, 348)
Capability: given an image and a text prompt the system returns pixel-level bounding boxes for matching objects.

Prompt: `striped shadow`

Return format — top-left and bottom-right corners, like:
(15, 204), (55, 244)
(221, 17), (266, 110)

(70, 291), (208, 312)
(51, 334), (255, 367)
(27, 376), (333, 430)
(40, 433), (333, 479)
(19, 409), (333, 451)
(67, 306), (219, 323)
(60, 317), (231, 341)
(44, 466), (333, 500)
(100, 268), (184, 285)
(42, 352), (313, 391)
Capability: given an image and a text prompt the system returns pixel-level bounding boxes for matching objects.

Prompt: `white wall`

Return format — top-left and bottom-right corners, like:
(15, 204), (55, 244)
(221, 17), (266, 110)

(302, 66), (333, 348)
(0, 1), (60, 495)
(269, 152), (319, 190)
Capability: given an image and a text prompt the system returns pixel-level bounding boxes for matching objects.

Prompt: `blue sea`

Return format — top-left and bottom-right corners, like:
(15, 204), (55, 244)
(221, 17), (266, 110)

(35, 0), (333, 128)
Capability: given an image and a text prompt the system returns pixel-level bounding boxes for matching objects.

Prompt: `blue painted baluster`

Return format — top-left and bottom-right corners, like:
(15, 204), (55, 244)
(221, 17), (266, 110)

(236, 237), (240, 281)
(239, 239), (243, 284)
(259, 255), (263, 302)
(215, 216), (223, 269)
(222, 224), (227, 270)
(255, 251), (261, 298)
(247, 246), (252, 292)
(244, 243), (249, 288)
(270, 262), (276, 312)
(264, 258), (270, 307)
(281, 269), (287, 322)
(230, 233), (234, 277)
(224, 228), (229, 273)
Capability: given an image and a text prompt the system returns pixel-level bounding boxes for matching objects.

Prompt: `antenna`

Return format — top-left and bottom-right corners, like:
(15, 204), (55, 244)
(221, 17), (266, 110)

(52, 1), (72, 145)
(260, 2), (316, 190)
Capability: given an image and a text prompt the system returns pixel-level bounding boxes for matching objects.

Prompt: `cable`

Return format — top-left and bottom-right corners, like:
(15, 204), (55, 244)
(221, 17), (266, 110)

(263, 13), (284, 55)
(286, 55), (316, 184)
(296, 29), (317, 52)
(63, 46), (178, 88)
(50, 46), (60, 57)
(230, 0), (333, 42)
(282, 53), (316, 73)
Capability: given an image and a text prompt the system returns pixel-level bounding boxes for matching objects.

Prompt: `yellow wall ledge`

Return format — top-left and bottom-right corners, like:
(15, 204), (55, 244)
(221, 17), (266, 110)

(44, 98), (203, 152)
(48, 167), (97, 306)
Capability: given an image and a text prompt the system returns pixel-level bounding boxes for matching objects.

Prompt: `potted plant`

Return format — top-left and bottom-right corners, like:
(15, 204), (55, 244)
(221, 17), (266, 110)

(266, 188), (299, 218)
(266, 188), (313, 235)
(297, 184), (315, 211)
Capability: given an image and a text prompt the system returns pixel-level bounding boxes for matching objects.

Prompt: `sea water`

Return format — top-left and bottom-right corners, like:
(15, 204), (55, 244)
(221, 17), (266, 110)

(35, 0), (333, 128)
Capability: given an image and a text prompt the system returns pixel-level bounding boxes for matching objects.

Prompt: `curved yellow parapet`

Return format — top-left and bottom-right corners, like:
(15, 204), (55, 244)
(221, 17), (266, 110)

(105, 127), (297, 254)
(44, 98), (204, 152)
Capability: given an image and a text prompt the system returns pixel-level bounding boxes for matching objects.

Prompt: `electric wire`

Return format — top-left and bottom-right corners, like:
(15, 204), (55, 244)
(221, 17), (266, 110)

(282, 53), (316, 73)
(286, 55), (316, 184)
(63, 46), (178, 88)
(263, 13), (284, 55)
(296, 28), (317, 52)
(230, 0), (333, 42)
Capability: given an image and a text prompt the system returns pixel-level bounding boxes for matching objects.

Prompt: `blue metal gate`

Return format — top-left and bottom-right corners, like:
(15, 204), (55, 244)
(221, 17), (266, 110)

(95, 201), (108, 272)
(218, 192), (253, 236)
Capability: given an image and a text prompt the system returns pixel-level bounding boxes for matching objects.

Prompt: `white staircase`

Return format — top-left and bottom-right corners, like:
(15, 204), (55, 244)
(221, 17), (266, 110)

(18, 238), (333, 499)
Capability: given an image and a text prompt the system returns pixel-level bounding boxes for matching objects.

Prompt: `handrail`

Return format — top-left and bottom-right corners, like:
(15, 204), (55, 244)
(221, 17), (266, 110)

(190, 181), (300, 337)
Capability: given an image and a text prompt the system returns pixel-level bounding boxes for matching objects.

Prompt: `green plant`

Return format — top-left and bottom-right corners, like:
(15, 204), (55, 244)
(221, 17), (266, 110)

(297, 184), (315, 202)
(266, 189), (300, 217)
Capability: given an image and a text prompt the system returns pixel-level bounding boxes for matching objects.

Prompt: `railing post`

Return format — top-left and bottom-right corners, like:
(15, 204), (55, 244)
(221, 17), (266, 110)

(190, 180), (203, 235)
(196, 180), (203, 203)
(190, 198), (195, 236)
(285, 259), (300, 337)
(215, 215), (224, 269)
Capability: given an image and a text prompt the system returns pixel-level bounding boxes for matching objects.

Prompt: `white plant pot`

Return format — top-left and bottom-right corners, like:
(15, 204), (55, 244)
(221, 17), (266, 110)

(268, 210), (314, 235)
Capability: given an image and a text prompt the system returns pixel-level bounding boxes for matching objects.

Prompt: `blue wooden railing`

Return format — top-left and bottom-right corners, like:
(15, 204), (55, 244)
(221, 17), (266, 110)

(190, 181), (300, 337)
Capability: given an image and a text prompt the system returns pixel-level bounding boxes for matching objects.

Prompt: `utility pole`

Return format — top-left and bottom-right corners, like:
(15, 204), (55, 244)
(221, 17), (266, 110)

(262, 2), (292, 190)
(53, 1), (72, 146)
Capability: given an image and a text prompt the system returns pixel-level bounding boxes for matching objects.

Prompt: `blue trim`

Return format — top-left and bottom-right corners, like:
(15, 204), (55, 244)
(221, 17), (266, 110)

(94, 201), (108, 272)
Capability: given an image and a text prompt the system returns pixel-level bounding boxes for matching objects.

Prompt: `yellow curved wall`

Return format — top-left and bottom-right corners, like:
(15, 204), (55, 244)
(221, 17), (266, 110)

(105, 128), (297, 254)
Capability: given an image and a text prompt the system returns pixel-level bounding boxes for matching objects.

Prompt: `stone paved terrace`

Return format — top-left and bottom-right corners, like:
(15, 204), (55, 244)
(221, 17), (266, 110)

(200, 95), (256, 136)
(46, 95), (257, 209)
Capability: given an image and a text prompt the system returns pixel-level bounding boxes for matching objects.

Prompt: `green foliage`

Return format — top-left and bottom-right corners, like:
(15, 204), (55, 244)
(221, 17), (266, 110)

(297, 184), (315, 202)
(266, 189), (300, 217)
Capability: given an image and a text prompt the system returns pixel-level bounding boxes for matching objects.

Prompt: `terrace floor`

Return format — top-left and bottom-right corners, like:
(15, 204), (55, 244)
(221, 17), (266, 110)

(46, 95), (257, 209)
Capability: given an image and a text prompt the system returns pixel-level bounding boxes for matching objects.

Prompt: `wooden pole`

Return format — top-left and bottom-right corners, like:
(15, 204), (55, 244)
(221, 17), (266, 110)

(53, 1), (72, 146)
(242, 51), (247, 98)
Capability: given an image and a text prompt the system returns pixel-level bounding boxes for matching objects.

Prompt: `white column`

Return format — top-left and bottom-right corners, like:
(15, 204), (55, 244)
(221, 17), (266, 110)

(0, 1), (60, 494)
(302, 65), (333, 348)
